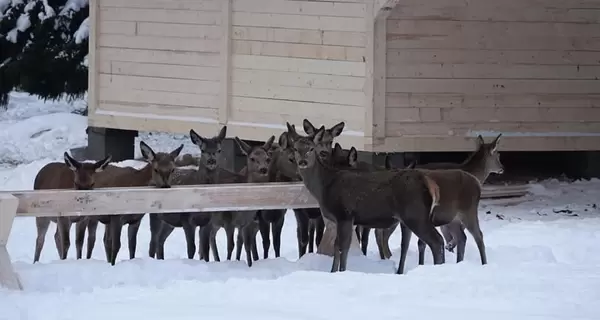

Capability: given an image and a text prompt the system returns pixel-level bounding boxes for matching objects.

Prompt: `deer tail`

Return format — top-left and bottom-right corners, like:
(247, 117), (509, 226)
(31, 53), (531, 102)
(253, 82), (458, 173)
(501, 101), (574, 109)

(423, 175), (440, 218)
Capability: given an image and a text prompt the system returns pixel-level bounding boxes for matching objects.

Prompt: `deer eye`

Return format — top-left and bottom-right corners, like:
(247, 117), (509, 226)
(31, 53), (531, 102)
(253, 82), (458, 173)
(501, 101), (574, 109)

(250, 157), (256, 162)
(266, 158), (271, 163)
(217, 149), (222, 153)
(309, 147), (314, 152)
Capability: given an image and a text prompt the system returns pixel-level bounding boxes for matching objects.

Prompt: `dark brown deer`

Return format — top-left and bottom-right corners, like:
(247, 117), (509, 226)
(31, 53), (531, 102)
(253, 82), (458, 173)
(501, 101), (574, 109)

(33, 153), (112, 263)
(376, 134), (502, 260)
(289, 126), (443, 274)
(150, 126), (242, 262)
(285, 120), (346, 258)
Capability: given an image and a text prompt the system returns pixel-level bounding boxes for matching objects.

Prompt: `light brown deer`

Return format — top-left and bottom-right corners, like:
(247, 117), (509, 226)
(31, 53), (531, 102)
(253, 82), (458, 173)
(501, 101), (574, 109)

(33, 152), (112, 263)
(376, 134), (502, 260)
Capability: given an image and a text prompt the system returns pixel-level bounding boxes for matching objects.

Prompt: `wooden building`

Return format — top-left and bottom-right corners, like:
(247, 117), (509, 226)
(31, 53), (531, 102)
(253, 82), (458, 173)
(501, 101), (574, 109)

(86, 0), (600, 158)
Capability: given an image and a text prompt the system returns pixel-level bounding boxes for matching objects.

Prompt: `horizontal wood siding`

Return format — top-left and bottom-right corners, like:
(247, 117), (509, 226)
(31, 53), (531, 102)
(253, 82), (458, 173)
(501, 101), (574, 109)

(229, 0), (368, 140)
(383, 0), (600, 152)
(94, 0), (222, 124)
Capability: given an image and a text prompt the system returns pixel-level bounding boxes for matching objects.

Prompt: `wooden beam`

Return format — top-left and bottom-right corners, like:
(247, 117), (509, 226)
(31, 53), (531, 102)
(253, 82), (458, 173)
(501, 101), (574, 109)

(374, 0), (399, 19)
(87, 0), (98, 117)
(218, 0), (232, 125)
(0, 194), (22, 291)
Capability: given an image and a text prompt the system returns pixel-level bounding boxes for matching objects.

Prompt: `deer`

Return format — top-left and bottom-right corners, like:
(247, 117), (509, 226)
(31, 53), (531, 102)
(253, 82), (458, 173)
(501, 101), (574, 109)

(289, 125), (444, 274)
(149, 126), (242, 262)
(282, 119), (346, 258)
(33, 152), (112, 263)
(212, 136), (277, 267)
(330, 143), (415, 258)
(375, 134), (502, 261)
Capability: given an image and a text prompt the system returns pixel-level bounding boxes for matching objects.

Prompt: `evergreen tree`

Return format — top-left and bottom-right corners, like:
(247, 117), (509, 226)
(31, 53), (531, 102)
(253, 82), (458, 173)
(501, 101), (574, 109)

(0, 0), (89, 107)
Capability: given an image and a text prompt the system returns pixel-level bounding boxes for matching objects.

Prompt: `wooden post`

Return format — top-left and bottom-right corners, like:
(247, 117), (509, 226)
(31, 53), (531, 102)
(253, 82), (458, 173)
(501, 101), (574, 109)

(0, 194), (22, 290)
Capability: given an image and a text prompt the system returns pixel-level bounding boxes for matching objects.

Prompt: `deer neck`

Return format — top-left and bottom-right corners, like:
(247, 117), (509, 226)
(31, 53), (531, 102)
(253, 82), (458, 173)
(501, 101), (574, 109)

(297, 155), (335, 204)
(138, 162), (153, 184)
(460, 149), (489, 183)
(197, 164), (221, 184)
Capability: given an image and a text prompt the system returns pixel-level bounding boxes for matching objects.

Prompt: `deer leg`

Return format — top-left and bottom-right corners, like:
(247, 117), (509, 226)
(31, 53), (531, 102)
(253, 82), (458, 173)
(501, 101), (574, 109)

(128, 219), (142, 260)
(359, 227), (370, 256)
(257, 213), (271, 259)
(242, 225), (256, 267)
(225, 223), (235, 260)
(407, 219), (445, 266)
(102, 224), (111, 262)
(375, 228), (386, 260)
(461, 211), (487, 265)
(251, 221), (259, 261)
(34, 217), (51, 263)
(75, 219), (88, 259)
(148, 213), (161, 258)
(417, 239), (427, 265)
(354, 226), (362, 243)
(383, 224), (397, 259)
(451, 223), (468, 263)
(336, 219), (354, 272)
(315, 216), (325, 248)
(294, 210), (309, 258)
(181, 220), (197, 260)
(86, 219), (99, 259)
(272, 212), (285, 258)
(308, 220), (316, 253)
(235, 228), (244, 261)
(109, 216), (124, 265)
(396, 223), (413, 275)
(209, 226), (221, 262)
(440, 225), (456, 252)
(56, 217), (71, 260)
(156, 223), (175, 260)
(198, 225), (211, 262)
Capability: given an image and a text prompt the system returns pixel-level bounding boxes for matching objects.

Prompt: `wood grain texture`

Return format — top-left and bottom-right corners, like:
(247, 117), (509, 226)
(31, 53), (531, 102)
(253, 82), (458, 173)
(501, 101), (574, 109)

(0, 194), (22, 291)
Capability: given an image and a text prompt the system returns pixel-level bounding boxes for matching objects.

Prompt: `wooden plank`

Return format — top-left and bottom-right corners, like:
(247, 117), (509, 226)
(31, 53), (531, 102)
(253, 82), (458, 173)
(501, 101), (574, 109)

(98, 34), (220, 52)
(442, 107), (600, 123)
(387, 20), (600, 39)
(219, 0), (232, 125)
(100, 7), (221, 24)
(386, 49), (600, 66)
(232, 26), (366, 47)
(100, 61), (221, 81)
(98, 21), (136, 35)
(231, 96), (364, 122)
(136, 23), (221, 39)
(387, 35), (600, 51)
(232, 40), (365, 62)
(100, 0), (222, 11)
(231, 82), (365, 107)
(232, 0), (366, 18)
(386, 79), (600, 94)
(0, 194), (22, 290)
(380, 0), (600, 9)
(232, 69), (364, 91)
(371, 9), (387, 139)
(386, 93), (600, 108)
(232, 12), (366, 32)
(387, 64), (600, 80)
(88, 0), (99, 119)
(232, 54), (365, 77)
(374, 136), (600, 152)
(388, 4), (600, 23)
(98, 48), (220, 67)
(89, 112), (219, 134)
(97, 102), (219, 120)
(99, 87), (218, 109)
(98, 74), (220, 95)
(385, 121), (600, 137)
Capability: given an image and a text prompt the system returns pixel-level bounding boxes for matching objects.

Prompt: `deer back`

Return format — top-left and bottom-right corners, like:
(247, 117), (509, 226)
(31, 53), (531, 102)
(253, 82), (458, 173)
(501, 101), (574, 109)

(33, 162), (74, 190)
(93, 164), (152, 188)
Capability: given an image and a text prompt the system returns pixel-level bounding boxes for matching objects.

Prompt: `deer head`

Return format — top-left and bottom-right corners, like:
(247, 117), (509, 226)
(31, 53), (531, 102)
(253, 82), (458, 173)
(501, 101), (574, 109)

(140, 141), (184, 188)
(273, 132), (300, 180)
(302, 119), (345, 159)
(331, 143), (359, 168)
(286, 122), (334, 163)
(235, 135), (275, 178)
(291, 126), (326, 170)
(190, 126), (227, 171)
(476, 134), (504, 175)
(64, 152), (112, 190)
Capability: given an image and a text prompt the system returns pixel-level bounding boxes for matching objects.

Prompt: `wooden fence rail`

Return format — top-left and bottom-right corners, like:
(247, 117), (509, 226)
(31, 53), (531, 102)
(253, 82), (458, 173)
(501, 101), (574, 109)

(0, 182), (530, 291)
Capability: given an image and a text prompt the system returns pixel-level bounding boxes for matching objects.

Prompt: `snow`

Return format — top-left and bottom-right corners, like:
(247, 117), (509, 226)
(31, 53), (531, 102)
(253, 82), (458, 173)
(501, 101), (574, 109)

(39, 0), (56, 21)
(1, 92), (600, 319)
(58, 0), (88, 16)
(73, 16), (88, 44)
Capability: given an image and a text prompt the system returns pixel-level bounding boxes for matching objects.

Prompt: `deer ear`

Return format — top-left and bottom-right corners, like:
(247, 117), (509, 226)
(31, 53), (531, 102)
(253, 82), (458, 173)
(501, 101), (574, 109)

(348, 147), (358, 167)
(286, 122), (301, 141)
(264, 135), (275, 150)
(234, 137), (252, 156)
(94, 154), (112, 172)
(303, 119), (317, 136)
(491, 134), (502, 152)
(189, 129), (206, 148)
(313, 125), (326, 144)
(330, 121), (345, 138)
(140, 141), (156, 162)
(476, 135), (485, 147)
(170, 144), (184, 159)
(333, 143), (343, 156)
(217, 125), (227, 141)
(64, 152), (81, 171)
(278, 132), (289, 149)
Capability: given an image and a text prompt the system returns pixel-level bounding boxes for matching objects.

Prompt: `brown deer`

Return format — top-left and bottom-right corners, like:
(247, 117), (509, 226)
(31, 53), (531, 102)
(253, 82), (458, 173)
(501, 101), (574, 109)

(289, 125), (443, 274)
(33, 153), (112, 263)
(150, 126), (243, 262)
(376, 134), (502, 260)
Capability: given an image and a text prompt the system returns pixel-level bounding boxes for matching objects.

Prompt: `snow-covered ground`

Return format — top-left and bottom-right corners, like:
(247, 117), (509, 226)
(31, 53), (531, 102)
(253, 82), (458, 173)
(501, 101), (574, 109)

(1, 92), (600, 320)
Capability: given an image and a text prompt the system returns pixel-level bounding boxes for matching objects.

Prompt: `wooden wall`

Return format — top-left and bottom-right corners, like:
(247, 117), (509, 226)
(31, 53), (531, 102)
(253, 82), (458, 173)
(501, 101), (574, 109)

(88, 0), (369, 148)
(379, 0), (600, 152)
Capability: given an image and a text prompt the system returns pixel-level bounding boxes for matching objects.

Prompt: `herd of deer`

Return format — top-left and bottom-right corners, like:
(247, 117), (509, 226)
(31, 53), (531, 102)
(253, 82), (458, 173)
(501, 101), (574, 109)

(31, 119), (504, 274)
